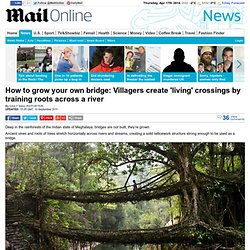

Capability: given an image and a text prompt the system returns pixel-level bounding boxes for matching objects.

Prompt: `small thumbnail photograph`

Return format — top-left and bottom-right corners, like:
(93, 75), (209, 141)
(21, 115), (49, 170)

(53, 46), (88, 72)
(36, 46), (52, 72)
(217, 46), (233, 72)
(161, 45), (196, 72)
(16, 46), (35, 72)
(17, 46), (53, 73)
(125, 46), (160, 73)
(198, 46), (217, 72)
(89, 46), (124, 72)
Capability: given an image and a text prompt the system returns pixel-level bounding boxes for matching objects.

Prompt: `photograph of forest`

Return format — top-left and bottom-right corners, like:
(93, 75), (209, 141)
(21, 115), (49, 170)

(6, 143), (244, 250)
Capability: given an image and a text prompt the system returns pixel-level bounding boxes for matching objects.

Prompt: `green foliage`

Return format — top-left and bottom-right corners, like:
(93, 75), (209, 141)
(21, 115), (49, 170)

(45, 200), (84, 228)
(121, 198), (180, 230)
(193, 143), (244, 175)
(238, 223), (245, 232)
(8, 143), (66, 192)
(139, 213), (162, 229)
(190, 228), (214, 245)
(122, 203), (143, 229)
(213, 179), (226, 192)
(101, 204), (124, 230)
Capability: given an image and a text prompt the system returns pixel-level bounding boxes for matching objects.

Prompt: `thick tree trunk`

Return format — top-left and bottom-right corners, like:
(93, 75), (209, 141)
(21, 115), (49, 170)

(172, 144), (200, 222)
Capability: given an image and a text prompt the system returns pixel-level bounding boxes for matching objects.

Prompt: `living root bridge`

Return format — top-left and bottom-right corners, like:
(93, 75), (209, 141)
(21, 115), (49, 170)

(24, 220), (244, 245)
(26, 184), (181, 203)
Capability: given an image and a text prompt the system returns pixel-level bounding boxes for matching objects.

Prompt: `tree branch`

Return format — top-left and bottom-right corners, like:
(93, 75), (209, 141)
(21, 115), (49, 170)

(23, 220), (244, 246)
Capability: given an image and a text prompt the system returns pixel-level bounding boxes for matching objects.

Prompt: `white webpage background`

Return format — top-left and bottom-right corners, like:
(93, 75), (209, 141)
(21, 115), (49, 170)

(0, 0), (249, 249)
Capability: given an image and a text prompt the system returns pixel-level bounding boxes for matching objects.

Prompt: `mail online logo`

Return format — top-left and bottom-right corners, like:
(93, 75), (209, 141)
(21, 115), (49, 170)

(10, 1), (22, 6)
